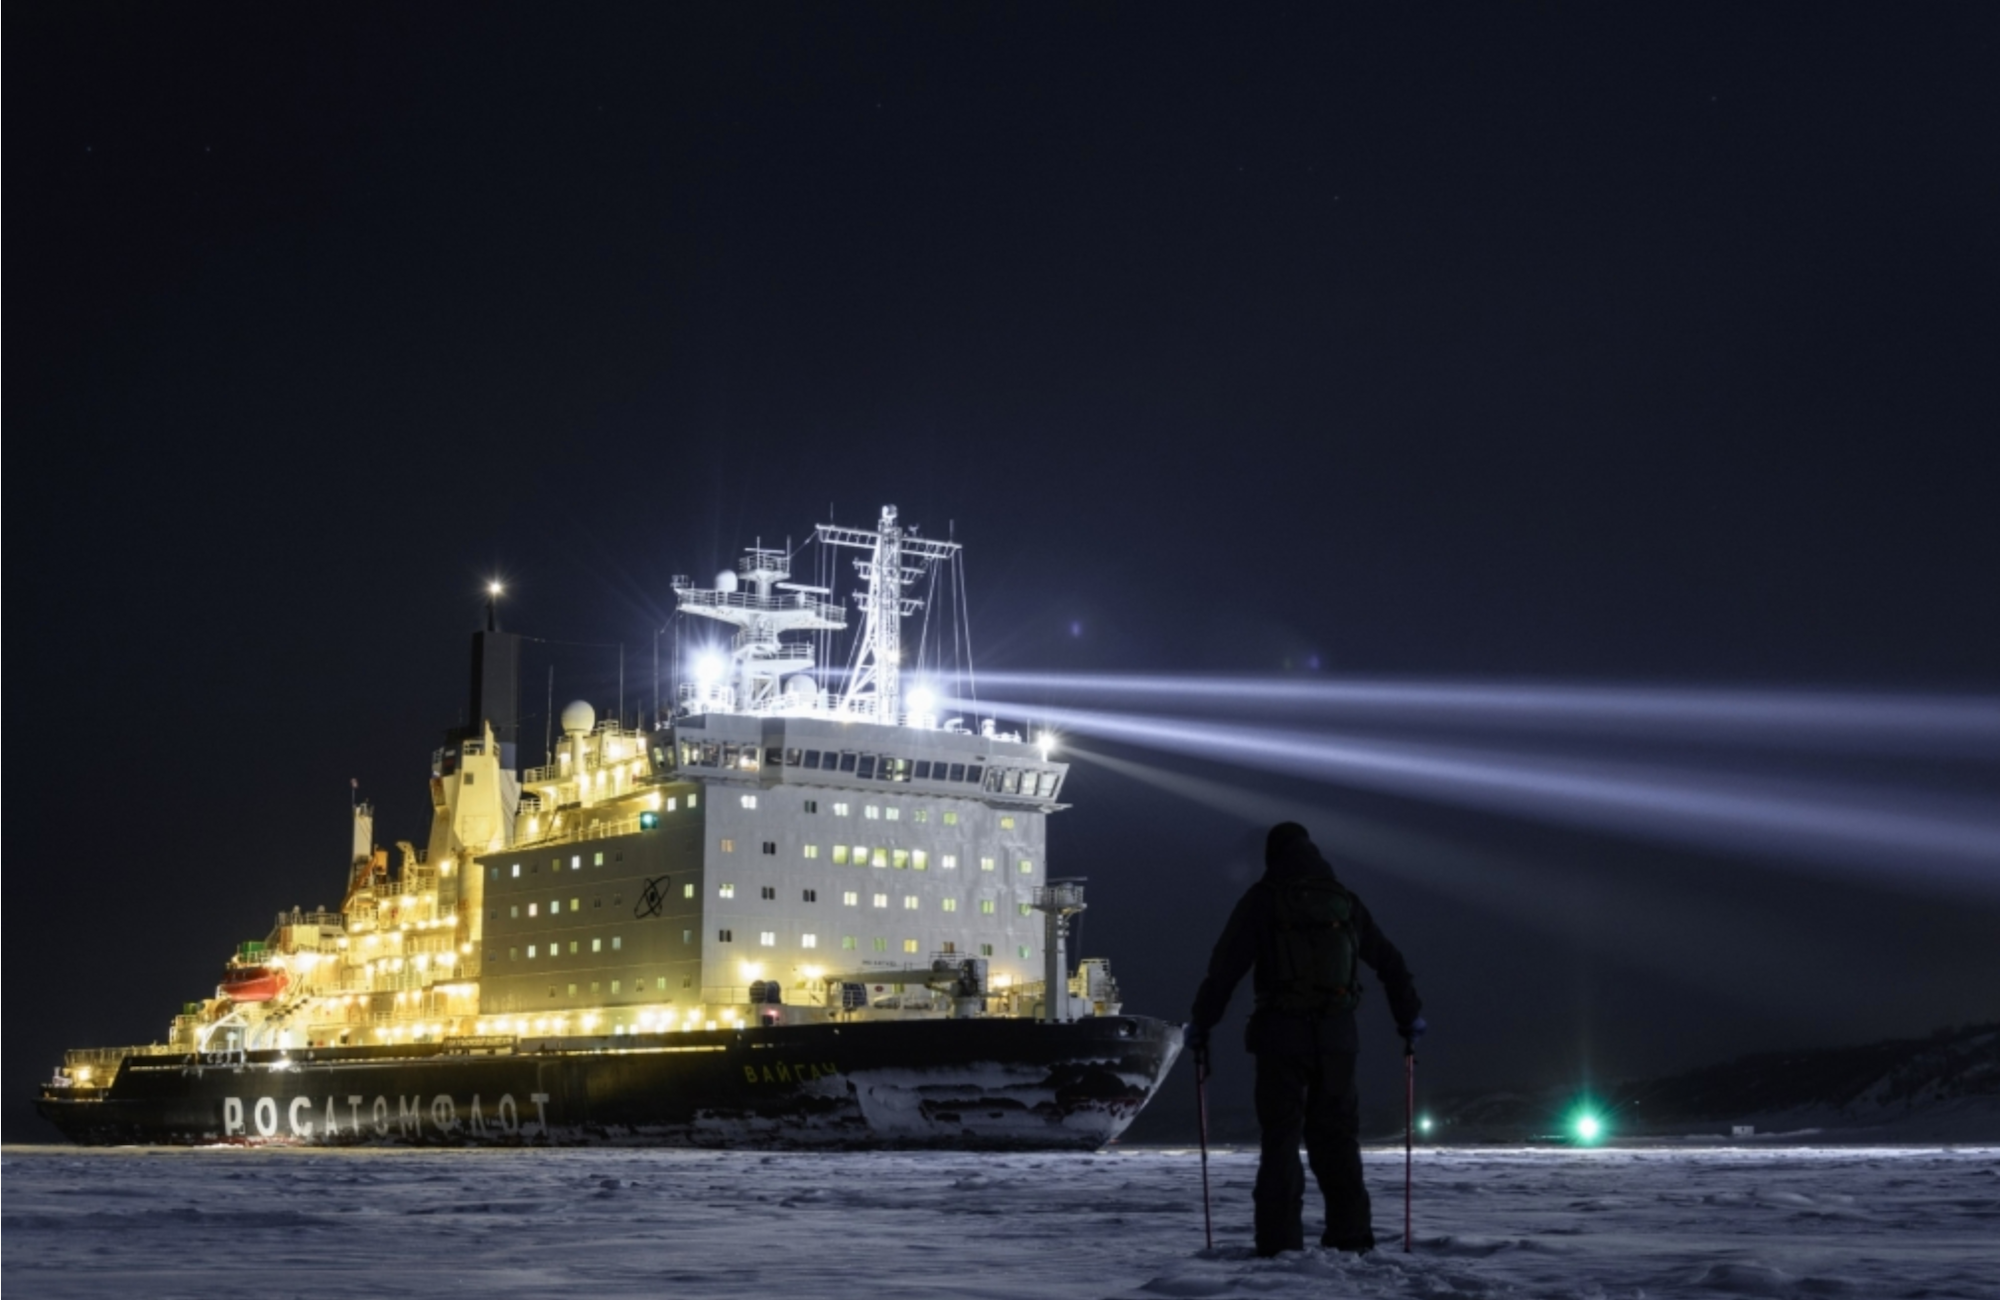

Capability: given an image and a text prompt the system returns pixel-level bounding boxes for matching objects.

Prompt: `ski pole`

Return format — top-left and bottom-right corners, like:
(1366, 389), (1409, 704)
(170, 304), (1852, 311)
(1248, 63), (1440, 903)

(1195, 1044), (1214, 1252)
(1403, 1041), (1415, 1254)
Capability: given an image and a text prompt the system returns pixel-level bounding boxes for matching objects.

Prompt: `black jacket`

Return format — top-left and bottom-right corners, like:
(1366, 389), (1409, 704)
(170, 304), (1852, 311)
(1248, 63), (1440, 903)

(1189, 838), (1421, 1055)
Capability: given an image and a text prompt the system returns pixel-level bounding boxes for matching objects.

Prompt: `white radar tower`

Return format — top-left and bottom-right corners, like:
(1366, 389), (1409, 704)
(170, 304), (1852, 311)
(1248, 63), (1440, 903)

(673, 545), (848, 715)
(817, 505), (961, 724)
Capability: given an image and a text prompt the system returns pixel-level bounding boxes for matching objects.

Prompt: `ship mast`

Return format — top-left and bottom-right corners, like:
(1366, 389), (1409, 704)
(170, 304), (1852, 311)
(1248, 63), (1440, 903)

(817, 504), (961, 724)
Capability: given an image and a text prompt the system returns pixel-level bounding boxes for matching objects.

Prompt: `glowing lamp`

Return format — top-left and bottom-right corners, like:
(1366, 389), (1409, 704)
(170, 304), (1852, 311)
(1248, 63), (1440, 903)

(1574, 1114), (1603, 1143)
(639, 810), (660, 830)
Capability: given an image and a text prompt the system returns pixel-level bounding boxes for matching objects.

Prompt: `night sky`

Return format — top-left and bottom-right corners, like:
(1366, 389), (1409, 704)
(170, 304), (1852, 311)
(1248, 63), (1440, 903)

(8, 4), (1998, 1140)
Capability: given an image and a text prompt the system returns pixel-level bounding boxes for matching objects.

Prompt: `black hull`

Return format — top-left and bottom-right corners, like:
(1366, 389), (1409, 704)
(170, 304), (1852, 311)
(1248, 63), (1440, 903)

(37, 1016), (1182, 1151)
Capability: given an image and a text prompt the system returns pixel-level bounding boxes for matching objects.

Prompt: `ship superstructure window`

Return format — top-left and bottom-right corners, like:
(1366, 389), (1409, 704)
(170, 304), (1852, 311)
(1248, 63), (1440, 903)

(759, 932), (776, 947)
(914, 810), (930, 823)
(980, 944), (993, 957)
(912, 850), (928, 870)
(903, 895), (919, 910)
(683, 884), (694, 899)
(903, 939), (920, 953)
(762, 842), (777, 855)
(942, 898), (959, 912)
(528, 945), (538, 958)
(980, 900), (996, 915)
(592, 938), (602, 952)
(1019, 860), (1034, 875)
(720, 839), (735, 853)
(594, 852), (604, 866)
(802, 934), (817, 948)
(512, 864), (522, 878)
(719, 884), (735, 899)
(1018, 945), (1033, 959)
(741, 794), (758, 809)
(1001, 817), (1016, 830)
(760, 886), (777, 900)
(834, 802), (850, 816)
(865, 806), (880, 820)
(510, 905), (520, 918)
(872, 893), (888, 908)
(886, 808), (901, 822)
(944, 812), (959, 825)
(868, 848), (887, 868)
(843, 891), (858, 906)
(529, 904), (539, 917)
(941, 854), (957, 869)
(873, 938), (889, 952)
(833, 846), (849, 865)
(804, 800), (819, 813)
(803, 889), (817, 902)
(842, 936), (857, 950)
(612, 937), (621, 950)
(1018, 903), (1034, 917)
(571, 855), (581, 869)
(892, 850), (909, 869)
(803, 845), (820, 859)
(980, 857), (995, 872)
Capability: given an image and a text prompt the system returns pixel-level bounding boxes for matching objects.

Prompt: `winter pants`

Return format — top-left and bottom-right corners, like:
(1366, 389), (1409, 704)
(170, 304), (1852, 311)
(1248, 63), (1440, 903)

(1252, 1048), (1371, 1255)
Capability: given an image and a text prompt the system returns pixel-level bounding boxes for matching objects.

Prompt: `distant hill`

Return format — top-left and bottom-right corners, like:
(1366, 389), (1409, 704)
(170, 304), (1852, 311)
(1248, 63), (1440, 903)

(1428, 1022), (2000, 1143)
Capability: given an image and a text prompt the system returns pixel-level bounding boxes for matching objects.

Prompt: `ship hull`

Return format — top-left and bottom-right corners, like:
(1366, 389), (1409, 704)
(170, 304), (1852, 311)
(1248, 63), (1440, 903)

(36, 1016), (1182, 1151)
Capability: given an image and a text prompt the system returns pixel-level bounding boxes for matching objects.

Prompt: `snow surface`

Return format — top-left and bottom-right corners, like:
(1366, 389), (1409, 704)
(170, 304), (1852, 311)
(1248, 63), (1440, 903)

(5, 1145), (1998, 1299)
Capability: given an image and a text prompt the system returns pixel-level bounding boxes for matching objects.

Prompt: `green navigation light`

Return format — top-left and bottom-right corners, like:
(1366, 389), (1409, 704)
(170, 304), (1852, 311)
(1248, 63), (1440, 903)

(639, 811), (660, 830)
(1574, 1113), (1603, 1143)
(1418, 1116), (1434, 1135)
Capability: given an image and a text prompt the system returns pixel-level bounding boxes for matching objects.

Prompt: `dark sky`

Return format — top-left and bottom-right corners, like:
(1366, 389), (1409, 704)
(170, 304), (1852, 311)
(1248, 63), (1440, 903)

(8, 3), (1998, 1139)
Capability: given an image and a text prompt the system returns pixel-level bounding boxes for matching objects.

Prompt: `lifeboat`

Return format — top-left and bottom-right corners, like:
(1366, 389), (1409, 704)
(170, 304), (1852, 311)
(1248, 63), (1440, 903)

(219, 965), (288, 1003)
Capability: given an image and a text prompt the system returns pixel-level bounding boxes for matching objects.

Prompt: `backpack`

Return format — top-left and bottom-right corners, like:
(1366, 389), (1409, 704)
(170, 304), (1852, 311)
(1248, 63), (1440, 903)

(1261, 875), (1363, 1014)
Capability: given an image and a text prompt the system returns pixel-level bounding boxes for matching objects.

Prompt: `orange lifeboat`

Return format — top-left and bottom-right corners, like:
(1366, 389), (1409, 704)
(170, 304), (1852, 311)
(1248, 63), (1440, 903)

(219, 965), (288, 1003)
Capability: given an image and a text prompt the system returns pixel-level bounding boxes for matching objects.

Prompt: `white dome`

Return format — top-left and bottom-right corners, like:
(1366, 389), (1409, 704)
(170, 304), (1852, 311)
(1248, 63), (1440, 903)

(784, 674), (817, 699)
(715, 568), (739, 593)
(560, 699), (596, 736)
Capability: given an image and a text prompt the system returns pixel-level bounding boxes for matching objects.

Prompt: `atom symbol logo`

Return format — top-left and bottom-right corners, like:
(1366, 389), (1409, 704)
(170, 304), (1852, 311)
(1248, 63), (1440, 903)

(634, 875), (669, 919)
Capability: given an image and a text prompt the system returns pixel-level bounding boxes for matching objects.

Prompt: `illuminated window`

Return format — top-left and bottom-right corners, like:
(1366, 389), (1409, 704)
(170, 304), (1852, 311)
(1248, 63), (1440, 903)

(942, 854), (957, 869)
(611, 980), (622, 993)
(842, 936), (857, 950)
(873, 938), (889, 953)
(886, 808), (901, 822)
(903, 939), (920, 954)
(528, 945), (538, 958)
(843, 891), (859, 906)
(656, 977), (667, 991)
(510, 905), (519, 919)
(903, 895), (919, 910)
(942, 898), (959, 912)
(801, 933), (818, 949)
(667, 796), (678, 812)
(1018, 945), (1033, 959)
(892, 849), (909, 869)
(718, 930), (732, 942)
(567, 982), (577, 996)
(571, 897), (580, 909)
(1001, 817), (1015, 830)
(834, 802), (850, 817)
(511, 864), (521, 878)
(592, 938), (602, 952)
(719, 884), (735, 899)
(759, 932), (775, 947)
(980, 899), (996, 915)
(912, 850), (928, 870)
(509, 947), (518, 960)
(914, 810), (930, 823)
(873, 893), (888, 909)
(569, 941), (579, 954)
(865, 806), (880, 820)
(683, 883), (694, 899)
(528, 903), (539, 917)
(803, 845), (820, 859)
(720, 839), (735, 853)
(1019, 860), (1034, 875)
(1019, 903), (1034, 917)
(980, 857), (995, 872)
(571, 855), (581, 869)
(871, 848), (889, 868)
(833, 846), (849, 865)
(944, 812), (959, 825)
(741, 794), (758, 809)
(594, 852), (604, 866)
(687, 793), (698, 808)
(611, 936), (620, 950)
(550, 899), (561, 915)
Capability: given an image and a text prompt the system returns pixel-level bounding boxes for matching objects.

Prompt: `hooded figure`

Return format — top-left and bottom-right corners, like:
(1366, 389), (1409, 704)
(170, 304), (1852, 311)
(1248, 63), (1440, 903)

(1188, 822), (1424, 1256)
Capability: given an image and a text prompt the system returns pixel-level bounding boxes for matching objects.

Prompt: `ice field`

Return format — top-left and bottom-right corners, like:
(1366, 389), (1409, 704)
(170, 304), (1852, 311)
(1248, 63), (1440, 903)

(5, 1144), (1998, 1299)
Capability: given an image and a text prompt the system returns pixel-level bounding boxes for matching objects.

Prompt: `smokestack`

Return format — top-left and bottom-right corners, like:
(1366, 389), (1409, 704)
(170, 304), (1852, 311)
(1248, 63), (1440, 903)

(467, 628), (523, 772)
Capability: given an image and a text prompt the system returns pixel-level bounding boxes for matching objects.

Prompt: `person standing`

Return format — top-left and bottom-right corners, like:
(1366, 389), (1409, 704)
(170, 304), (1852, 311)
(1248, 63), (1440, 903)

(1187, 822), (1425, 1256)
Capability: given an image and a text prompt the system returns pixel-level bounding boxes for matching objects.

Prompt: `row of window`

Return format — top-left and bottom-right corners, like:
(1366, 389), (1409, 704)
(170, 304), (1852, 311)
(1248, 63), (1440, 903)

(684, 742), (1000, 788)
(713, 930), (1035, 958)
(717, 841), (1030, 873)
(538, 974), (693, 998)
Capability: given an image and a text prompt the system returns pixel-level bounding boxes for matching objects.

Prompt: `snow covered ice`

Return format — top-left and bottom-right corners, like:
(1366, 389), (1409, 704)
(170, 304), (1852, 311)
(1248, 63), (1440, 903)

(5, 1145), (1998, 1299)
